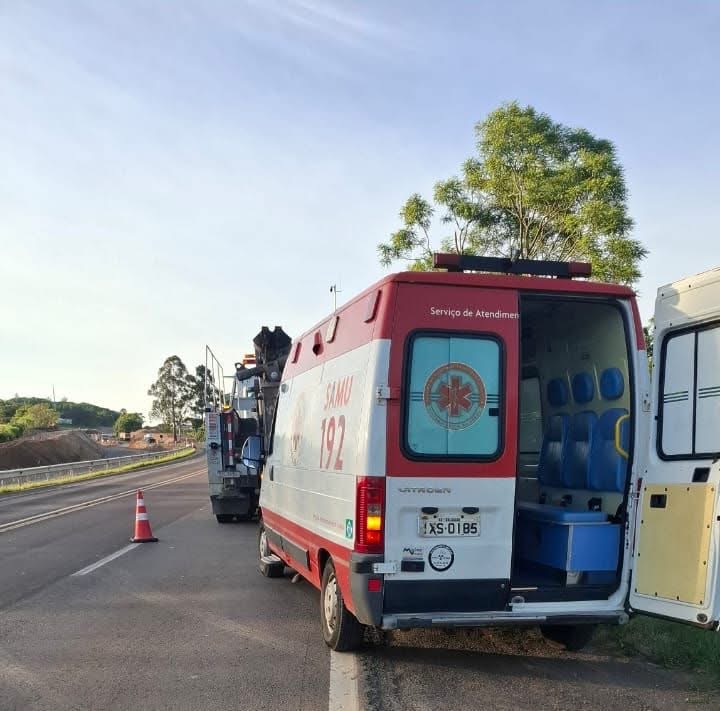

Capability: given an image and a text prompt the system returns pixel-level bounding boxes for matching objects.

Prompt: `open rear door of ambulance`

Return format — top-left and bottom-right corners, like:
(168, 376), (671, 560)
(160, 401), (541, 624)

(629, 267), (720, 629)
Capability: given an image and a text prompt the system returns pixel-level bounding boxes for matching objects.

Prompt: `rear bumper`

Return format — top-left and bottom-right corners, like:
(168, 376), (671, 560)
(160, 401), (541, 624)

(349, 553), (385, 626)
(347, 556), (629, 630)
(382, 610), (629, 631)
(210, 494), (255, 516)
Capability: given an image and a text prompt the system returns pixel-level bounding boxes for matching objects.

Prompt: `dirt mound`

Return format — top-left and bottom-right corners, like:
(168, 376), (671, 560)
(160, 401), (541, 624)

(0, 430), (106, 471)
(127, 429), (178, 451)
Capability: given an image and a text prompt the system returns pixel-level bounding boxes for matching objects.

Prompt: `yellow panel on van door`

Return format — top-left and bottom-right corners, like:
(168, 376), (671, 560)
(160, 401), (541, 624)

(635, 484), (716, 605)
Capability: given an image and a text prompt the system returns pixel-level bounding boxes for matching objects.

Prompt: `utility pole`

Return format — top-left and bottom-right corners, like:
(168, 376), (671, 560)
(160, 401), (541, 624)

(330, 284), (342, 311)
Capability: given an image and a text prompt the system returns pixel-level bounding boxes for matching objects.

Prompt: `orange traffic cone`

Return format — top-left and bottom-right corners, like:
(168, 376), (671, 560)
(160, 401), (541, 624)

(130, 489), (158, 542)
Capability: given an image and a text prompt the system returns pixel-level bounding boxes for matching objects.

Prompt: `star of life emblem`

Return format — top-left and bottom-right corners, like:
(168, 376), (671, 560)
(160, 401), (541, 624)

(423, 362), (486, 431)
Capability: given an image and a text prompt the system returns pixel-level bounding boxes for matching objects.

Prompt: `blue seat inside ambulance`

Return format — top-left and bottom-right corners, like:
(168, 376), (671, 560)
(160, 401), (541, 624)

(515, 370), (629, 581)
(588, 367), (629, 493)
(563, 373), (597, 489)
(535, 378), (569, 488)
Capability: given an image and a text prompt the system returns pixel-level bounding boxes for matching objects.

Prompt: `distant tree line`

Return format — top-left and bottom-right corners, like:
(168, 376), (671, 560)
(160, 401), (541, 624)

(0, 401), (58, 442)
(55, 399), (121, 427)
(0, 397), (122, 443)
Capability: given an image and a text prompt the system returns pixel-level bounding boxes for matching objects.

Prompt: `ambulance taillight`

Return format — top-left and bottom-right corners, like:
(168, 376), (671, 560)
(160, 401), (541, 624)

(355, 477), (385, 554)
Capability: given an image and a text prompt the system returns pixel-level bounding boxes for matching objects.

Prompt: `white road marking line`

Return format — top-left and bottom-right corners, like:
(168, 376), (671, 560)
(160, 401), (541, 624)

(71, 543), (140, 576)
(0, 469), (204, 535)
(329, 650), (360, 711)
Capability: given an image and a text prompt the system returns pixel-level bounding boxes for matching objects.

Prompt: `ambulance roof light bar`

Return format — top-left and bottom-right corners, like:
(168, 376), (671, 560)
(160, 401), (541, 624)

(433, 253), (592, 279)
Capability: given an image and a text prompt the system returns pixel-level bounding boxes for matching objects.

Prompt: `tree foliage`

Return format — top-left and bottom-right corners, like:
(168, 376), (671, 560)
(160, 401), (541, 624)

(23, 403), (58, 429)
(57, 401), (120, 427)
(0, 397), (127, 443)
(643, 318), (655, 371)
(113, 411), (144, 436)
(0, 402), (58, 442)
(189, 365), (215, 428)
(0, 397), (120, 428)
(378, 102), (647, 285)
(148, 356), (195, 442)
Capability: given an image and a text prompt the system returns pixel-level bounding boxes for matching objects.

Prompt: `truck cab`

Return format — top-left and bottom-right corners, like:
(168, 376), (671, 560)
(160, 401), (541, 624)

(254, 256), (720, 651)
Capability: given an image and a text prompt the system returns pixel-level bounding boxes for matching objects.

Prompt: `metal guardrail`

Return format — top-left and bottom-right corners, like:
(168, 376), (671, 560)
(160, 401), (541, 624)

(0, 447), (194, 488)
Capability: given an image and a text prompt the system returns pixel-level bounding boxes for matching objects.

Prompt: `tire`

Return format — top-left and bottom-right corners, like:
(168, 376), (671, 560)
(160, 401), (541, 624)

(540, 624), (596, 651)
(257, 523), (285, 578)
(216, 514), (233, 523)
(320, 559), (364, 651)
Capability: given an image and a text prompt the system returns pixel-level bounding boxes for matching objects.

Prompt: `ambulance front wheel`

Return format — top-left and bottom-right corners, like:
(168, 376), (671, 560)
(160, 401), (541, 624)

(320, 559), (364, 652)
(540, 623), (596, 651)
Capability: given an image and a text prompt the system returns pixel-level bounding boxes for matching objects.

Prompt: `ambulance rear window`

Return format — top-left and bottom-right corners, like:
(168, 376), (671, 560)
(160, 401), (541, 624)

(404, 333), (502, 459)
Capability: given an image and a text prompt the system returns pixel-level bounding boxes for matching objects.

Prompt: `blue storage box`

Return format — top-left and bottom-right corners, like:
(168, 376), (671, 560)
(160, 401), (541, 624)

(515, 506), (621, 574)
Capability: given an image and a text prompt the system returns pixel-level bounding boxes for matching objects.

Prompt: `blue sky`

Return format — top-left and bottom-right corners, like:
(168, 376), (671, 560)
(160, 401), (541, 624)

(1, 1), (718, 418)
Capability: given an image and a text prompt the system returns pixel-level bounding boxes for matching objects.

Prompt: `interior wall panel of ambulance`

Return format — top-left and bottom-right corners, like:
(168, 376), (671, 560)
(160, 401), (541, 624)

(514, 297), (631, 600)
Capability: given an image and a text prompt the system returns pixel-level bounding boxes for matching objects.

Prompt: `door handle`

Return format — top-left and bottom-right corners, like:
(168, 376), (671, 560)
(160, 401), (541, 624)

(614, 414), (630, 459)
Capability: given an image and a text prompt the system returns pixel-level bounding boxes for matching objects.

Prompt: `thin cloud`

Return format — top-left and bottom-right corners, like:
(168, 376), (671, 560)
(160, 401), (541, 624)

(239, 0), (410, 68)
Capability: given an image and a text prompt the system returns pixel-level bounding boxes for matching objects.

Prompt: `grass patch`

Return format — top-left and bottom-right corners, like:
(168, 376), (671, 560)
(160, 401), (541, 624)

(596, 615), (720, 688)
(0, 447), (197, 495)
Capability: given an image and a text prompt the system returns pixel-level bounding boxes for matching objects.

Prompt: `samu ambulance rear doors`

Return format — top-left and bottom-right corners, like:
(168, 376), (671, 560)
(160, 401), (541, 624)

(382, 281), (519, 615)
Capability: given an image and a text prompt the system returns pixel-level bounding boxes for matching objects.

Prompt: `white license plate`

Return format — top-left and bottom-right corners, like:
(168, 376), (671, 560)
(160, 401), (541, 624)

(419, 515), (480, 537)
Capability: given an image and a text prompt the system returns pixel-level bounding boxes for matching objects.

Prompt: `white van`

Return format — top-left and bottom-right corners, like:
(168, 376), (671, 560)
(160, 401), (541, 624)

(248, 254), (720, 652)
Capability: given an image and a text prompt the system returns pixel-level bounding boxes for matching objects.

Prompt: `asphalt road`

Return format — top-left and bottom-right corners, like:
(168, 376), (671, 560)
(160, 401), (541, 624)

(0, 455), (205, 609)
(0, 458), (716, 710)
(0, 456), (329, 711)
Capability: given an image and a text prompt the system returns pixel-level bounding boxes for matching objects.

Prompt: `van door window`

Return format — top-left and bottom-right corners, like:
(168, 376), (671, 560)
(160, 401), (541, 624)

(404, 334), (502, 459)
(659, 323), (720, 458)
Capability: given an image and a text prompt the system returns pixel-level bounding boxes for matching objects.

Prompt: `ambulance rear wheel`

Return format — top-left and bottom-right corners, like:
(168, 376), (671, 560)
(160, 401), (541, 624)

(540, 624), (596, 651)
(320, 559), (364, 652)
(257, 523), (284, 578)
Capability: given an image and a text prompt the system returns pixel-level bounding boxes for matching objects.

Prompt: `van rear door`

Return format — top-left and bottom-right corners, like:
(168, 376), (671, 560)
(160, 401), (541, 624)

(629, 268), (720, 628)
(382, 282), (519, 614)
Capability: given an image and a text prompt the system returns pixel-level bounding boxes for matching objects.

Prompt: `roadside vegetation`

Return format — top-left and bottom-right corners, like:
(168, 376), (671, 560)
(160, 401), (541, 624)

(0, 402), (58, 442)
(0, 446), (196, 495)
(597, 617), (720, 688)
(0, 397), (123, 443)
(113, 410), (144, 437)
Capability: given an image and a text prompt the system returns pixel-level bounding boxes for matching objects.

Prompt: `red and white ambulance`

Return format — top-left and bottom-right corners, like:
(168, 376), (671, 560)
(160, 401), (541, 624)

(247, 254), (720, 651)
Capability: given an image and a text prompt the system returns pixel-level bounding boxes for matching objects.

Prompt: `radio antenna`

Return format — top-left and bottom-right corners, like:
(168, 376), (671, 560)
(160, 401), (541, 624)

(329, 284), (342, 311)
